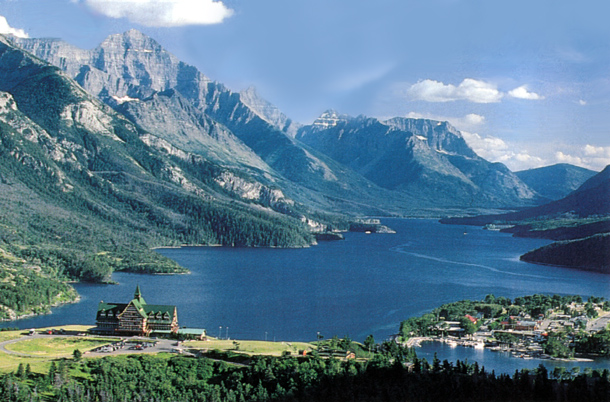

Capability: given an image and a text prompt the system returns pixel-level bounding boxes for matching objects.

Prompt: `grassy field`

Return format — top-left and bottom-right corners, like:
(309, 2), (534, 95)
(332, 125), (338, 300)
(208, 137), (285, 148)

(0, 329), (27, 343)
(0, 326), (320, 375)
(0, 325), (101, 375)
(5, 337), (111, 356)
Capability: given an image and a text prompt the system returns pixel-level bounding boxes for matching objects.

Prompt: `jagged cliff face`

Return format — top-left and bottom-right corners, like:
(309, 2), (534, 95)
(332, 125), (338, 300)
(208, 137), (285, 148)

(15, 30), (205, 102)
(12, 30), (541, 211)
(0, 36), (318, 249)
(384, 117), (478, 159)
(115, 89), (271, 172)
(13, 31), (412, 214)
(239, 86), (301, 138)
(298, 112), (538, 207)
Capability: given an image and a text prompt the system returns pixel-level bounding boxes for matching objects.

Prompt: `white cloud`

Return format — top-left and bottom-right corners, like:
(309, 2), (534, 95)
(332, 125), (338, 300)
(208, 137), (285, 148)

(463, 113), (485, 126)
(507, 85), (544, 100)
(579, 99), (587, 106)
(0, 15), (28, 38)
(460, 131), (547, 171)
(407, 78), (504, 103)
(580, 145), (610, 170)
(583, 144), (610, 157)
(76, 0), (233, 27)
(462, 135), (610, 171)
(555, 151), (584, 166)
(404, 79), (544, 104)
(462, 131), (507, 156)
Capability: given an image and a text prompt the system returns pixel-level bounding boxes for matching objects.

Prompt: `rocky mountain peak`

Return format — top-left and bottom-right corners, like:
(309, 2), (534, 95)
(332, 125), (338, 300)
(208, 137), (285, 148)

(99, 29), (163, 54)
(383, 117), (477, 158)
(239, 86), (301, 137)
(312, 109), (349, 128)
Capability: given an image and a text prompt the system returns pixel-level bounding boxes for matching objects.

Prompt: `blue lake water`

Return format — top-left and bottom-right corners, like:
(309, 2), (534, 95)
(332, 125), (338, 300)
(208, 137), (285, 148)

(3, 219), (609, 374)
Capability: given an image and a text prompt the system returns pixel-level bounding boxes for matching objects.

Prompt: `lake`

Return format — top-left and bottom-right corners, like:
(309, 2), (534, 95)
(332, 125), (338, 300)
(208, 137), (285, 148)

(3, 219), (609, 374)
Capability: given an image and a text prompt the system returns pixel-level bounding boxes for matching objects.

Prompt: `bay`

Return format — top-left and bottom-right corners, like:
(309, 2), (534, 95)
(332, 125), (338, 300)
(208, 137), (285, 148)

(3, 219), (609, 374)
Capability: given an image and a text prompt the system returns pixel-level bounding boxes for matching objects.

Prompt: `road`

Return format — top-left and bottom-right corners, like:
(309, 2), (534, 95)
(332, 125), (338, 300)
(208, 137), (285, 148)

(587, 311), (610, 332)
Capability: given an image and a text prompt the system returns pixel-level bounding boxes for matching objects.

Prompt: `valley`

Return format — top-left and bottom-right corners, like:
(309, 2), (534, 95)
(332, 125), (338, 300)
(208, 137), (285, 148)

(0, 28), (607, 351)
(0, 0), (608, 399)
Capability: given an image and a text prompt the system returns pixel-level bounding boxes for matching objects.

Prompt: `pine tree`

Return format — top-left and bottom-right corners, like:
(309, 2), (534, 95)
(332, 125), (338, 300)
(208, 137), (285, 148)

(16, 363), (25, 379)
(47, 361), (57, 385)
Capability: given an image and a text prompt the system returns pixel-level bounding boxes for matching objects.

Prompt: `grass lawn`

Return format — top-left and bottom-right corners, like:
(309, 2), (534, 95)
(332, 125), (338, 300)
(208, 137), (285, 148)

(35, 325), (95, 334)
(0, 330), (26, 343)
(0, 326), (104, 375)
(0, 327), (320, 376)
(187, 339), (316, 356)
(5, 337), (111, 356)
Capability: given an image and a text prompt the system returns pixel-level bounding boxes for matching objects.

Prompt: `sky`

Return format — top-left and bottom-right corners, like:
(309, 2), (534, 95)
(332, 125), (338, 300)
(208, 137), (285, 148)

(1, 0), (610, 171)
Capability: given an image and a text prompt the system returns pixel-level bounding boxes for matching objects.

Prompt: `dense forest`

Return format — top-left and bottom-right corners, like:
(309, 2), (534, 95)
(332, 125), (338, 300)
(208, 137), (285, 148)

(1, 347), (608, 401)
(520, 234), (610, 273)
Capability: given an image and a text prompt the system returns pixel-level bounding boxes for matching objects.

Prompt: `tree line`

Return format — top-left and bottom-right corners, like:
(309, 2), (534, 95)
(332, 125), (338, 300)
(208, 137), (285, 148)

(0, 347), (608, 401)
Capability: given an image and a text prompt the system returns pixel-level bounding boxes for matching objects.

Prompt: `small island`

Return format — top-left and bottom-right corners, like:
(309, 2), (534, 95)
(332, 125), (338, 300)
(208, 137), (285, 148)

(349, 219), (396, 234)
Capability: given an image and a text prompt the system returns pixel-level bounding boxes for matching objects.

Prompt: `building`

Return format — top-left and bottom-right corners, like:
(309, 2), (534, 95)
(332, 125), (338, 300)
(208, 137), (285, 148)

(176, 328), (207, 340)
(93, 286), (178, 336)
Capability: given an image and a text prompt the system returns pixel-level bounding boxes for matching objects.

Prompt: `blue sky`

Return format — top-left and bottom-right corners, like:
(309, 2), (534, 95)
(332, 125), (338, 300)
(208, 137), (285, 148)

(1, 0), (609, 171)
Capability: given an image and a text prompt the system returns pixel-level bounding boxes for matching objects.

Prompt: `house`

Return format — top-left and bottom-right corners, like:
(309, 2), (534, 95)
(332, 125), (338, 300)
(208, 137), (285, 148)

(176, 328), (207, 340)
(514, 321), (538, 331)
(92, 286), (178, 336)
(465, 314), (478, 324)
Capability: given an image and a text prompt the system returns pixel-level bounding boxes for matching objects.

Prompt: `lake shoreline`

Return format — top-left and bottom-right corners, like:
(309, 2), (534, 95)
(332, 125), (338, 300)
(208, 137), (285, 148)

(2, 219), (609, 375)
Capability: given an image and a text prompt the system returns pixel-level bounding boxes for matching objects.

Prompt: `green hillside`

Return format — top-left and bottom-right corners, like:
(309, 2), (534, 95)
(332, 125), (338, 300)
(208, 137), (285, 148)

(0, 36), (321, 318)
(440, 166), (610, 272)
(521, 234), (610, 274)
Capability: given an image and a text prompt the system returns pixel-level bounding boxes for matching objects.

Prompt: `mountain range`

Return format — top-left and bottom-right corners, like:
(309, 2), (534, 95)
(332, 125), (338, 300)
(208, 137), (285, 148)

(0, 28), (606, 319)
(297, 111), (539, 207)
(12, 30), (556, 214)
(0, 33), (318, 299)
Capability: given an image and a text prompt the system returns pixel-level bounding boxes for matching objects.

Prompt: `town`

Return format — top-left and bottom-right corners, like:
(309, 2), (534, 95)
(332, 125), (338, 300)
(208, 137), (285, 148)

(399, 294), (610, 361)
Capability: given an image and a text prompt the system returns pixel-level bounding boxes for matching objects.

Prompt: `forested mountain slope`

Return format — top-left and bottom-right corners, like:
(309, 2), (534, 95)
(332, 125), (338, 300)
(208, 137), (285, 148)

(14, 30), (542, 214)
(0, 35), (323, 316)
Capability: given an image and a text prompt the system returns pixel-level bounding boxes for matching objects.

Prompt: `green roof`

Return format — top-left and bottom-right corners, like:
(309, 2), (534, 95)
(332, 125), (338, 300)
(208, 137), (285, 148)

(97, 302), (126, 314)
(97, 291), (176, 320)
(133, 285), (146, 305)
(129, 299), (148, 318)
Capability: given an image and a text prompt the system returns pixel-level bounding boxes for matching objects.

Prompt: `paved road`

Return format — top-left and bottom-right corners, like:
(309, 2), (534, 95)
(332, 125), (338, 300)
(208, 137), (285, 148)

(85, 337), (182, 357)
(587, 312), (610, 332)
